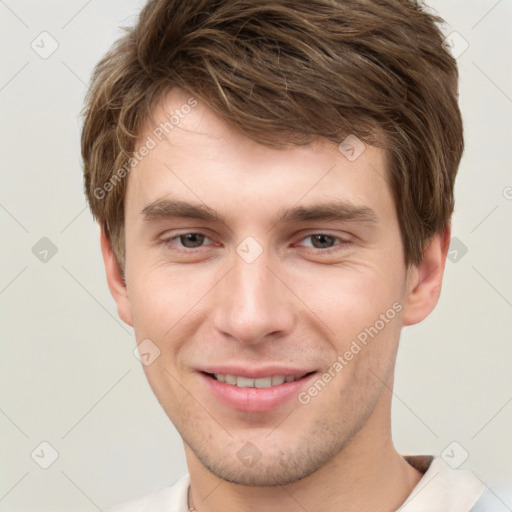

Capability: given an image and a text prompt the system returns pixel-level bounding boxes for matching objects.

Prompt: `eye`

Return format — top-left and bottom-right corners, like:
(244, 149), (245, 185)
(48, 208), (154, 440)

(162, 232), (213, 251)
(297, 233), (351, 252)
(303, 234), (337, 249)
(177, 233), (207, 248)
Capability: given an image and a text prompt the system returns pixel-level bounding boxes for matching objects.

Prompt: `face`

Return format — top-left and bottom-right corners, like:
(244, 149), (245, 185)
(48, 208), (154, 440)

(104, 88), (445, 486)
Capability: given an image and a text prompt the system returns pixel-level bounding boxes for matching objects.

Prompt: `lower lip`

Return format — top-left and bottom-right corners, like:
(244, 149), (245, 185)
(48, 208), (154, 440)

(199, 372), (317, 412)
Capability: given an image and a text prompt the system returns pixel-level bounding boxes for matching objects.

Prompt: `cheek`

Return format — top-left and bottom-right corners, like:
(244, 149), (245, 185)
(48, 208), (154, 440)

(292, 263), (405, 388)
(126, 261), (215, 339)
(127, 265), (201, 409)
(294, 263), (404, 337)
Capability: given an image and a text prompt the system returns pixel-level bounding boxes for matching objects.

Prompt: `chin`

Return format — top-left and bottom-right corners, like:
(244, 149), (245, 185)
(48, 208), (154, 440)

(191, 433), (345, 487)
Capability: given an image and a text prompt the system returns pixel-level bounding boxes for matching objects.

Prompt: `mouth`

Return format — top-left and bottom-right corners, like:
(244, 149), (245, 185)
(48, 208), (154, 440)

(205, 372), (314, 388)
(199, 370), (318, 412)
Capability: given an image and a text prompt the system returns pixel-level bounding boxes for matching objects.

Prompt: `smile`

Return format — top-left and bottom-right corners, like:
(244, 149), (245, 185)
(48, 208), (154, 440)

(200, 371), (318, 412)
(210, 373), (309, 388)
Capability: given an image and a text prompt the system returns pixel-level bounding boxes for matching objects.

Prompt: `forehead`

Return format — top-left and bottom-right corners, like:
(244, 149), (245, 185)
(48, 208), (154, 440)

(126, 88), (394, 226)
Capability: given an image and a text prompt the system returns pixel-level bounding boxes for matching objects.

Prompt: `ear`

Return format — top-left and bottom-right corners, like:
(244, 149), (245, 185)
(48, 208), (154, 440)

(401, 226), (451, 326)
(100, 229), (133, 327)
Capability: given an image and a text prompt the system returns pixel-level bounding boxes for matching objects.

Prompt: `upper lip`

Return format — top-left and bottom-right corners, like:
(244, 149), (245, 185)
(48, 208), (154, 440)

(199, 365), (317, 379)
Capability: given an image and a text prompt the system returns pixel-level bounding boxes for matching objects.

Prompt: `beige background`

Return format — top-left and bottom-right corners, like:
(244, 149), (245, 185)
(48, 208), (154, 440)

(1, 0), (511, 510)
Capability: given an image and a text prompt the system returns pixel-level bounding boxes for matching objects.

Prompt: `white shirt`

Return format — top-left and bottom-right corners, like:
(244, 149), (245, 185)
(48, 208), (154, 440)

(106, 455), (494, 512)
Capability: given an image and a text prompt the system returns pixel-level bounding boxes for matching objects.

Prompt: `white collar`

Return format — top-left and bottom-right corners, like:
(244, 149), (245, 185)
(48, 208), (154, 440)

(398, 455), (486, 511)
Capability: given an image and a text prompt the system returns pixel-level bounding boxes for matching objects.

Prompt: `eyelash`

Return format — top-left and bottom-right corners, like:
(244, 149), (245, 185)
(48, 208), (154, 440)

(160, 232), (352, 254)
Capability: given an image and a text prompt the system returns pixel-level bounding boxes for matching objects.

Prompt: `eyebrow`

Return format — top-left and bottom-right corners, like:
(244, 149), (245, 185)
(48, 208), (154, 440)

(141, 198), (378, 226)
(142, 199), (224, 223)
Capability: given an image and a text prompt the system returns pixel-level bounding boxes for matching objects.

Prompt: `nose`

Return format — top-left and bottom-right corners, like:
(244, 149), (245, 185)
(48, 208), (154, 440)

(212, 247), (295, 345)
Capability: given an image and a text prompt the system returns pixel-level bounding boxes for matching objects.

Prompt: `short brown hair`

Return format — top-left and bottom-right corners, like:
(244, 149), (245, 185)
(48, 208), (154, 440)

(81, 0), (463, 270)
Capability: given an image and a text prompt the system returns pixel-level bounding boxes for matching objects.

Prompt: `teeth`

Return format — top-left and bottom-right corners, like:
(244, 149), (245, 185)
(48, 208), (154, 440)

(271, 375), (285, 385)
(213, 373), (306, 388)
(237, 376), (256, 388)
(225, 374), (237, 385)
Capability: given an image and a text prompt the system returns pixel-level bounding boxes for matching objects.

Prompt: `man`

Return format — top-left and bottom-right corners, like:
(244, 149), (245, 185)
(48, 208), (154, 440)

(81, 0), (493, 510)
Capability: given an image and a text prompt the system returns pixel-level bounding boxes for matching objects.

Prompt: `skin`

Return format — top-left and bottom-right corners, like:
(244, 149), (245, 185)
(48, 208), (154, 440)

(102, 88), (450, 512)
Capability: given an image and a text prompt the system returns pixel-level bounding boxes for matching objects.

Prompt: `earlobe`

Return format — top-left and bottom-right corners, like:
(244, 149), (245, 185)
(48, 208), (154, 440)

(401, 226), (451, 326)
(100, 229), (133, 327)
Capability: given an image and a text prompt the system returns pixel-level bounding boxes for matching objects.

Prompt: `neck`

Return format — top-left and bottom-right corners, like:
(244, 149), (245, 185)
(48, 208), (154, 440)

(185, 417), (423, 512)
